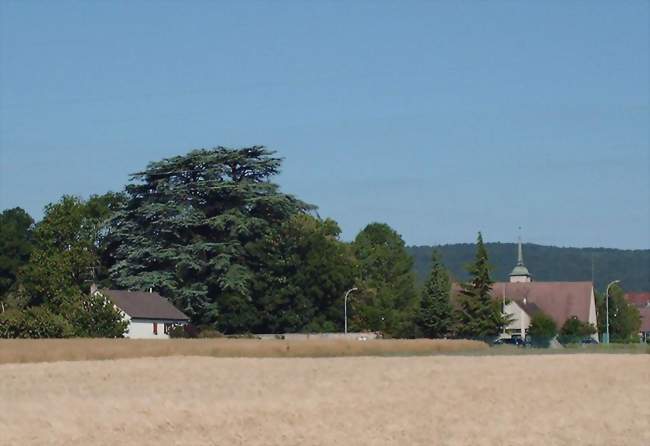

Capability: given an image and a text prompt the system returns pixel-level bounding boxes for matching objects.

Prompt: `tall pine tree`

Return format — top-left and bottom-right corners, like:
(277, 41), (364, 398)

(454, 232), (506, 340)
(416, 250), (452, 338)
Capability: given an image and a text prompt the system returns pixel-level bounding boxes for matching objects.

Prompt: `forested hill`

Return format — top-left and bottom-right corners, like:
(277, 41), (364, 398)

(407, 243), (650, 292)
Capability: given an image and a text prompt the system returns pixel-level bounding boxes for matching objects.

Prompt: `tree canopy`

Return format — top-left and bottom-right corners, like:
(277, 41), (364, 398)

(107, 146), (312, 332)
(596, 284), (641, 343)
(7, 195), (127, 338)
(558, 316), (597, 344)
(252, 214), (356, 333)
(527, 312), (557, 348)
(0, 207), (34, 304)
(350, 223), (418, 337)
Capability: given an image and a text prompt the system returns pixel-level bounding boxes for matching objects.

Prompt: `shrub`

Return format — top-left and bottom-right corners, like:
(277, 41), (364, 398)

(0, 309), (23, 338)
(527, 313), (557, 348)
(558, 316), (596, 345)
(67, 293), (128, 338)
(169, 324), (200, 338)
(0, 307), (74, 338)
(197, 327), (224, 338)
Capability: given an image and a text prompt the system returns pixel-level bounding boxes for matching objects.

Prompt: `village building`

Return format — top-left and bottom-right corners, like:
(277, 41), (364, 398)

(93, 287), (189, 339)
(624, 292), (650, 342)
(494, 237), (598, 341)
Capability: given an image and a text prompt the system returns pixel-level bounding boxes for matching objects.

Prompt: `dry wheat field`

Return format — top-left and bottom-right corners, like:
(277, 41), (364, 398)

(0, 338), (487, 364)
(0, 352), (648, 446)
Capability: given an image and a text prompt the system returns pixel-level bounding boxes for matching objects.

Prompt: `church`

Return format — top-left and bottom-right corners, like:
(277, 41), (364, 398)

(495, 238), (599, 341)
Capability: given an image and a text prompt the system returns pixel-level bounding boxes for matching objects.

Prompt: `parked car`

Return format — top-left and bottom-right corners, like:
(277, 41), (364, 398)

(581, 338), (599, 345)
(493, 337), (525, 346)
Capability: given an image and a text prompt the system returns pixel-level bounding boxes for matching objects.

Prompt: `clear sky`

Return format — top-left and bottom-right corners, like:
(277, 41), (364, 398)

(1, 1), (648, 249)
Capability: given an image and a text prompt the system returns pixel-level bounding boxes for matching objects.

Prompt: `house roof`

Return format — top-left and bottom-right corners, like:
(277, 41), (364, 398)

(515, 301), (543, 317)
(99, 289), (189, 321)
(453, 281), (594, 328)
(625, 292), (650, 308)
(638, 307), (650, 333)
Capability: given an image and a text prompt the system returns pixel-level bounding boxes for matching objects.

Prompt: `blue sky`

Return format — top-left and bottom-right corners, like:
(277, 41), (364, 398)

(1, 1), (648, 249)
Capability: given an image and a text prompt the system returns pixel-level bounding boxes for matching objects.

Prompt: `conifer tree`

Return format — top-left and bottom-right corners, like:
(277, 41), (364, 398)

(416, 250), (452, 338)
(454, 232), (506, 339)
(107, 147), (311, 333)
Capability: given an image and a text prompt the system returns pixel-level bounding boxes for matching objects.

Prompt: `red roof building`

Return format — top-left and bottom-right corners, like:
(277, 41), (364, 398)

(625, 292), (650, 342)
(453, 237), (598, 341)
(625, 292), (650, 308)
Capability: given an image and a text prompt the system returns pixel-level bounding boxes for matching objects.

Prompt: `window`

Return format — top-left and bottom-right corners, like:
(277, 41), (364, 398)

(153, 322), (158, 335)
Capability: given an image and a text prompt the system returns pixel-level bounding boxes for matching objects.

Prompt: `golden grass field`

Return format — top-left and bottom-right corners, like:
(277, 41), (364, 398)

(0, 338), (487, 363)
(0, 346), (648, 446)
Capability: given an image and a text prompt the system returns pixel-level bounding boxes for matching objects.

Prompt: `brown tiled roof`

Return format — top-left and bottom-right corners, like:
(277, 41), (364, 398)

(638, 307), (650, 333)
(625, 292), (650, 308)
(100, 289), (189, 321)
(453, 282), (594, 328)
(516, 301), (543, 318)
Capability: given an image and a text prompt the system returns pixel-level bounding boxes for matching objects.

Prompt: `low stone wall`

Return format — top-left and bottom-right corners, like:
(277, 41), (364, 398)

(256, 332), (382, 341)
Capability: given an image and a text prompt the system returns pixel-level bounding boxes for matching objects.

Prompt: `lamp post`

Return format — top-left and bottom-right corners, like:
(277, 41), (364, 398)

(344, 287), (358, 335)
(604, 280), (620, 344)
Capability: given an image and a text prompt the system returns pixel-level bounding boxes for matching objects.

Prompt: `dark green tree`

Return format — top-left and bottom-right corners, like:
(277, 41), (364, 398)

(596, 284), (641, 343)
(558, 316), (597, 344)
(416, 250), (452, 338)
(0, 306), (74, 339)
(0, 208), (34, 305)
(20, 195), (112, 309)
(20, 196), (95, 309)
(69, 292), (128, 338)
(350, 223), (418, 337)
(17, 195), (126, 337)
(454, 232), (507, 340)
(252, 214), (356, 333)
(527, 312), (557, 348)
(107, 147), (311, 333)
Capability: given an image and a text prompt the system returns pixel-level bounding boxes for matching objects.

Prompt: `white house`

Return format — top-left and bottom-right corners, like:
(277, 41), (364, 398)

(94, 288), (189, 339)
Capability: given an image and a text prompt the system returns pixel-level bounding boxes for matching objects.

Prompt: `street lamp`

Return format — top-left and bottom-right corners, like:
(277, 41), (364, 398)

(604, 280), (621, 344)
(344, 287), (358, 335)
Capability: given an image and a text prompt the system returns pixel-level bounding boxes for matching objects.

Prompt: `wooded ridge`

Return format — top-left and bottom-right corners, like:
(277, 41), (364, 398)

(408, 243), (650, 291)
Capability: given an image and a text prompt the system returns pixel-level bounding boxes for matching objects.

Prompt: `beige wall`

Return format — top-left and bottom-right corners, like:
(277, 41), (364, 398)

(503, 301), (530, 338)
(588, 287), (598, 341)
(124, 318), (188, 339)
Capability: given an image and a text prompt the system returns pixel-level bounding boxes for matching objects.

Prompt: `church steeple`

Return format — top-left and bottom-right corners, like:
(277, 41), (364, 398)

(517, 236), (525, 266)
(509, 232), (532, 283)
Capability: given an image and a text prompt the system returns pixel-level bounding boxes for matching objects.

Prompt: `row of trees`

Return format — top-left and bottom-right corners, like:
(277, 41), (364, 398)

(0, 146), (642, 341)
(415, 233), (508, 340)
(0, 147), (426, 337)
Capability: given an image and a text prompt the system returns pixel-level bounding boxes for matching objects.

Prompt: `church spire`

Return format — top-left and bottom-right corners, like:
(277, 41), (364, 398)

(517, 235), (525, 266)
(509, 229), (532, 283)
